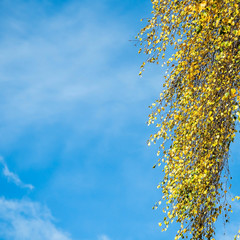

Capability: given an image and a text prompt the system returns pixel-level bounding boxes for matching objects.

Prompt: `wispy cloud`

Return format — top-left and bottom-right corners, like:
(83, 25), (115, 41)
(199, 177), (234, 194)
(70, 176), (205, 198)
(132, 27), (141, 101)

(0, 157), (34, 190)
(0, 1), (163, 239)
(0, 197), (71, 240)
(98, 234), (111, 240)
(0, 0), (161, 144)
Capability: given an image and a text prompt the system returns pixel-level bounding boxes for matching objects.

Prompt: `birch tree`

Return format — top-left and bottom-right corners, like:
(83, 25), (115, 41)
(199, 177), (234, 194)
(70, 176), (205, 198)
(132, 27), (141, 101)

(138, 0), (240, 239)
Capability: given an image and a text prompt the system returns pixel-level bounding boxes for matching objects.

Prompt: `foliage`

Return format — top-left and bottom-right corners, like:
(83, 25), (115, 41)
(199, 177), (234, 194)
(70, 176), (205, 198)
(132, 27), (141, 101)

(137, 0), (240, 239)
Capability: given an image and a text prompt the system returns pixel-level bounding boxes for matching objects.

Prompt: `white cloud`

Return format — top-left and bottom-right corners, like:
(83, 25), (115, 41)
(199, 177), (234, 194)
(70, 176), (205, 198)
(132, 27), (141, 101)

(0, 197), (72, 240)
(0, 157), (34, 190)
(0, 0), (162, 171)
(98, 234), (111, 240)
(0, 0), (127, 123)
(0, 0), (160, 130)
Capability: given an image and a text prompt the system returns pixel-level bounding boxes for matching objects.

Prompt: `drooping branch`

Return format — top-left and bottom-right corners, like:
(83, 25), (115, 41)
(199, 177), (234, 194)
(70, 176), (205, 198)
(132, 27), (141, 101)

(138, 0), (240, 239)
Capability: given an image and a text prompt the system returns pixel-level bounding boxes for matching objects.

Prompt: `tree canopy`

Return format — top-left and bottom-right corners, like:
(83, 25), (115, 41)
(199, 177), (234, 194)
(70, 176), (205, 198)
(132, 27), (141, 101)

(137, 0), (240, 239)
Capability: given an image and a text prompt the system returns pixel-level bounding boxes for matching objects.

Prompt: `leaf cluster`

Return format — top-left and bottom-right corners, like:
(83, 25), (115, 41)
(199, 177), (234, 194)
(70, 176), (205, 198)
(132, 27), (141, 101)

(138, 0), (240, 239)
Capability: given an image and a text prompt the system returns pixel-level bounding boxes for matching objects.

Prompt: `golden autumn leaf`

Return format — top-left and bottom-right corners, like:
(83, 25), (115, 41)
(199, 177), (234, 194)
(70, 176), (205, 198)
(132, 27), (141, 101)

(137, 0), (240, 239)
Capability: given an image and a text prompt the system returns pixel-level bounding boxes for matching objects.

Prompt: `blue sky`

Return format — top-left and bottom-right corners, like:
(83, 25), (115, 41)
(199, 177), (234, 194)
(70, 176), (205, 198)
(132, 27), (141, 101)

(0, 0), (239, 240)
